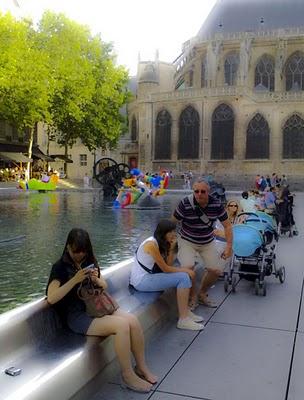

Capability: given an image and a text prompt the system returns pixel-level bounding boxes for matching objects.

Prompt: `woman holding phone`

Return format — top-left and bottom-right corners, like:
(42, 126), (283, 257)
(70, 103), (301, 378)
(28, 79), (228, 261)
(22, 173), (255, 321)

(46, 228), (156, 393)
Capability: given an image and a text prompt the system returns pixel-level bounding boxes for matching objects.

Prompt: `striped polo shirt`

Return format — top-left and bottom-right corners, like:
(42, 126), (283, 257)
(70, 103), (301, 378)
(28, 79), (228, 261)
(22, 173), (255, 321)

(173, 195), (228, 245)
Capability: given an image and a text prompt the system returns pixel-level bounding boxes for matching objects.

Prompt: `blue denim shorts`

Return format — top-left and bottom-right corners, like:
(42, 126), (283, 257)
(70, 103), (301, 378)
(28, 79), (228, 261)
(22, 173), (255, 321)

(134, 271), (191, 292)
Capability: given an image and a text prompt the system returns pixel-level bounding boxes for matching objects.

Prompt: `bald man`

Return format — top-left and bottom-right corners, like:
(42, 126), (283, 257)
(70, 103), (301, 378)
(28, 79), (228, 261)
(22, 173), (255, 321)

(172, 178), (232, 307)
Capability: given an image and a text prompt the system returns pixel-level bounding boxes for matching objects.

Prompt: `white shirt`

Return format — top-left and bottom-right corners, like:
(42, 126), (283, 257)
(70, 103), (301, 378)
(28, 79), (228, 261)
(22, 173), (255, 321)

(130, 237), (158, 287)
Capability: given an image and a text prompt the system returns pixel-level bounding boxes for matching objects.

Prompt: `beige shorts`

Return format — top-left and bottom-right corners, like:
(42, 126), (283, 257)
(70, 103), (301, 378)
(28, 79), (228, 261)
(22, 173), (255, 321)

(177, 237), (227, 270)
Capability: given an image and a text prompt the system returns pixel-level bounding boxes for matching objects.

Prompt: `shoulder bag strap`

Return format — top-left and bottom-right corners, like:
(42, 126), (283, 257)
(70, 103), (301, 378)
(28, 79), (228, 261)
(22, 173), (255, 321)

(135, 248), (153, 274)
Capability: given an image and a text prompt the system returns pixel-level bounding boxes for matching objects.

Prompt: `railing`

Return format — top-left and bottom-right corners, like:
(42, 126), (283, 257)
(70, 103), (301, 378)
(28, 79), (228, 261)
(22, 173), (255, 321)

(138, 86), (304, 103)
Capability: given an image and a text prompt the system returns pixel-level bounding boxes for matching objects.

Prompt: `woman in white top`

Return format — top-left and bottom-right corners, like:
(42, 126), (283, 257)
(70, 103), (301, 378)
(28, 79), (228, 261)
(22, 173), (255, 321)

(130, 219), (204, 331)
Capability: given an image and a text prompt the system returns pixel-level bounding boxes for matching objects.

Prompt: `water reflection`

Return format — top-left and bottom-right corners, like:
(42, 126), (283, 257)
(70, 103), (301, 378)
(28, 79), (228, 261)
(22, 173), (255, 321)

(0, 191), (180, 313)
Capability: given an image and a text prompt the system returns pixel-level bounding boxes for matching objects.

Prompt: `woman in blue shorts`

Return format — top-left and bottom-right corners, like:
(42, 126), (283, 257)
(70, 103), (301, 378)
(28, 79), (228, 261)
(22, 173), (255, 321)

(130, 219), (204, 331)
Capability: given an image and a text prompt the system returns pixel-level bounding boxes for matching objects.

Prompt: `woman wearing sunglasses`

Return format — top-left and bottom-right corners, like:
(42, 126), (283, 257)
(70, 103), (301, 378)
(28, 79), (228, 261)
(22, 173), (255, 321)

(214, 199), (240, 240)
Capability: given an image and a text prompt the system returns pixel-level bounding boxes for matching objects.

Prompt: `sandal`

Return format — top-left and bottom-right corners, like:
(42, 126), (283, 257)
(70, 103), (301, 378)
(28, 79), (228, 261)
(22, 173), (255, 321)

(198, 295), (217, 308)
(188, 299), (199, 311)
(134, 366), (158, 385)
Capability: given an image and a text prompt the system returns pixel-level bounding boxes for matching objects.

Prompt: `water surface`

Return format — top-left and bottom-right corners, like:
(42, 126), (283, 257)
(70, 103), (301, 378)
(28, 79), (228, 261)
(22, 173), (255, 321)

(0, 190), (181, 313)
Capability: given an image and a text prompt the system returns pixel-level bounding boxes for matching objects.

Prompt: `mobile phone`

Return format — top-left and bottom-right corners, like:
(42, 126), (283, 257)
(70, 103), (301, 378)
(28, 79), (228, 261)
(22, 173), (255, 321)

(85, 264), (95, 270)
(5, 367), (22, 376)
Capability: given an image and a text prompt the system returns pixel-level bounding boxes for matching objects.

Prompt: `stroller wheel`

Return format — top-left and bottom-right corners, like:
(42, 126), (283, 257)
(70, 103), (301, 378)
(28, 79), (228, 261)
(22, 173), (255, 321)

(278, 266), (286, 283)
(224, 274), (229, 292)
(231, 276), (237, 293)
(255, 279), (259, 296)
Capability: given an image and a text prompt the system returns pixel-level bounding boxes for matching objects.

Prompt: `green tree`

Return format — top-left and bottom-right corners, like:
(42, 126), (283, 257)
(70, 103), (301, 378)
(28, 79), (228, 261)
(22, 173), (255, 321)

(0, 13), (51, 179)
(38, 12), (130, 174)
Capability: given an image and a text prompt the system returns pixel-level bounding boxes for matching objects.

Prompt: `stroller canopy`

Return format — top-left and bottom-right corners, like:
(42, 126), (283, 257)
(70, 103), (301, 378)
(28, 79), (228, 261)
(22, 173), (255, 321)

(245, 212), (276, 234)
(233, 224), (264, 257)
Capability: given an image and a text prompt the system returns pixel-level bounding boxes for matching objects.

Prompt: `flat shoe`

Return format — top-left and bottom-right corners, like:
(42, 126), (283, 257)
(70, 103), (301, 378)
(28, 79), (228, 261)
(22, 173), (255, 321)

(121, 376), (151, 393)
(134, 366), (158, 385)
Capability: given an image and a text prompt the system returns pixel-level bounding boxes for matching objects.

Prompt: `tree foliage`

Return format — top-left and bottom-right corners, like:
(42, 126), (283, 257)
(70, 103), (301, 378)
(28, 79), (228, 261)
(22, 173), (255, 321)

(0, 11), (131, 175)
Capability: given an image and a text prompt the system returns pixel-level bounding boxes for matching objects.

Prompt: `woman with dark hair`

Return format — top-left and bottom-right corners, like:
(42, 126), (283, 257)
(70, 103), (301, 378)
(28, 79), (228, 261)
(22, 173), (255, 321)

(47, 228), (156, 393)
(130, 219), (204, 331)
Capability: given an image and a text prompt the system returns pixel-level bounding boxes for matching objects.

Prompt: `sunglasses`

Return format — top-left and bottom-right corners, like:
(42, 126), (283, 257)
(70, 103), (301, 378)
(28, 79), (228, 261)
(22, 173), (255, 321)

(228, 204), (238, 208)
(194, 190), (207, 194)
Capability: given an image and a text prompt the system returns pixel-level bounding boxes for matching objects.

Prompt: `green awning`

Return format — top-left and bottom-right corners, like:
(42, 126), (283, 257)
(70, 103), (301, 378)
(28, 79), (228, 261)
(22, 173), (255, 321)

(0, 152), (32, 163)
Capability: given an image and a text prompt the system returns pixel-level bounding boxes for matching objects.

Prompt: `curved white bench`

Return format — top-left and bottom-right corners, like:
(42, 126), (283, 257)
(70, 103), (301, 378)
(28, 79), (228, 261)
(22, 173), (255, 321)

(0, 259), (177, 400)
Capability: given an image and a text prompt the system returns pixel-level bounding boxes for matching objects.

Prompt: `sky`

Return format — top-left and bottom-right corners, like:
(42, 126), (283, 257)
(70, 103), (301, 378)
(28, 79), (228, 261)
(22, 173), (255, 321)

(0, 0), (217, 75)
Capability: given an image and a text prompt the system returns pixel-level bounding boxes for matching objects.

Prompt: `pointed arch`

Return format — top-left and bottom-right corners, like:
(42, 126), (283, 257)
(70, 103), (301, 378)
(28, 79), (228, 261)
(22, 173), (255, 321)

(254, 54), (275, 91)
(224, 52), (239, 86)
(246, 113), (270, 159)
(154, 110), (172, 160)
(178, 106), (200, 159)
(211, 104), (234, 159)
(131, 116), (137, 141)
(283, 114), (304, 158)
(285, 51), (304, 91)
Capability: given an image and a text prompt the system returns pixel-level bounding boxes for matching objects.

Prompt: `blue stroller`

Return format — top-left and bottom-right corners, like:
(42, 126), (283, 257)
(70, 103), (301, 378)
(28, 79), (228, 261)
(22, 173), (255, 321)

(224, 212), (285, 296)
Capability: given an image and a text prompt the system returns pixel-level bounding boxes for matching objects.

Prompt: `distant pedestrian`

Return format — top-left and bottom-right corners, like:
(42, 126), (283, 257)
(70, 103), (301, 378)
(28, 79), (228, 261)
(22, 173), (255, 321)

(83, 173), (90, 188)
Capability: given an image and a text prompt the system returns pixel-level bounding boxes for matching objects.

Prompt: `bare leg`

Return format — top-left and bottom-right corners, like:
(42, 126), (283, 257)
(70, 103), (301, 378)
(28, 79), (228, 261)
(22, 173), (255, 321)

(199, 268), (222, 303)
(176, 287), (191, 319)
(114, 310), (157, 384)
(86, 315), (151, 391)
(188, 273), (197, 308)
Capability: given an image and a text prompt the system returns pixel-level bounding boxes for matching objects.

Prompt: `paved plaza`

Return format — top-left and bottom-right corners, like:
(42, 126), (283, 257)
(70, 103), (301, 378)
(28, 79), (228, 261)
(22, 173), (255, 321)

(89, 193), (304, 400)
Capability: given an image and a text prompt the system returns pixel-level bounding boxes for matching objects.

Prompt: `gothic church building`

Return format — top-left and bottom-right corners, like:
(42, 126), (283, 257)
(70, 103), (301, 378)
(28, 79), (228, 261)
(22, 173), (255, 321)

(127, 0), (304, 184)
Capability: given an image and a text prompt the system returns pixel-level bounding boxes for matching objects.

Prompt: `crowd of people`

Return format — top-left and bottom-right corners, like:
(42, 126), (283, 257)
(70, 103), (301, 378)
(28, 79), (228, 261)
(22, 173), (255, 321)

(46, 175), (294, 393)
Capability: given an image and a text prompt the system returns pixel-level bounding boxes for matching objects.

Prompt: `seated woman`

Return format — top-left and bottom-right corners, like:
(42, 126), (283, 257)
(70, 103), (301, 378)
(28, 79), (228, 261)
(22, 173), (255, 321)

(130, 219), (204, 331)
(214, 199), (241, 262)
(46, 228), (156, 393)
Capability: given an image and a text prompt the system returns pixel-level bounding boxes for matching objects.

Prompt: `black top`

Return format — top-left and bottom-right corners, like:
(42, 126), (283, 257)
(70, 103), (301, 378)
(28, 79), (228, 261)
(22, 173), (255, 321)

(46, 251), (100, 320)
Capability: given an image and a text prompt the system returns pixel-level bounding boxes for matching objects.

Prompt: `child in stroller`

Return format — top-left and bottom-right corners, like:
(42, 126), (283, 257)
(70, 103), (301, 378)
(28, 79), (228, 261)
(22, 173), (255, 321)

(224, 212), (285, 296)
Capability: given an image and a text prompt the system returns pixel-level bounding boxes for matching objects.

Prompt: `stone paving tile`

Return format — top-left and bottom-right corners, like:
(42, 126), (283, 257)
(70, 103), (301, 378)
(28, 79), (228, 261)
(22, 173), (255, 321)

(150, 391), (210, 400)
(158, 323), (293, 400)
(287, 332), (304, 400)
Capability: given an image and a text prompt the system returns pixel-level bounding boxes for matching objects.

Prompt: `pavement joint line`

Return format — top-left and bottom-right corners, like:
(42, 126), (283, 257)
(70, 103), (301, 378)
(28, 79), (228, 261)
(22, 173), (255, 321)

(149, 388), (213, 400)
(210, 320), (296, 333)
(143, 288), (233, 395)
(284, 274), (304, 400)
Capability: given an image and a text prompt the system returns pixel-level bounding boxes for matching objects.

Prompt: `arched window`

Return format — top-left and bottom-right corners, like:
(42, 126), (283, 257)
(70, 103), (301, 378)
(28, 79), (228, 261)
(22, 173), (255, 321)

(246, 113), (270, 159)
(201, 58), (207, 88)
(189, 70), (194, 87)
(155, 110), (172, 160)
(224, 52), (239, 86)
(254, 55), (275, 91)
(178, 106), (200, 159)
(283, 114), (304, 158)
(131, 116), (137, 141)
(211, 104), (234, 159)
(285, 51), (304, 91)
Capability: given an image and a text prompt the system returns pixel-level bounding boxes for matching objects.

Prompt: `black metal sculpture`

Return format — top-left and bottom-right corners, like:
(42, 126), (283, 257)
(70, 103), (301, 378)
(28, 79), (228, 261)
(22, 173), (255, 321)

(93, 157), (130, 197)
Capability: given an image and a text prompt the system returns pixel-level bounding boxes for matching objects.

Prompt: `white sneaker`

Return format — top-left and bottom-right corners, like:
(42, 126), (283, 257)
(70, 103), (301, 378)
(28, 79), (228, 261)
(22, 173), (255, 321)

(188, 310), (204, 323)
(177, 317), (205, 331)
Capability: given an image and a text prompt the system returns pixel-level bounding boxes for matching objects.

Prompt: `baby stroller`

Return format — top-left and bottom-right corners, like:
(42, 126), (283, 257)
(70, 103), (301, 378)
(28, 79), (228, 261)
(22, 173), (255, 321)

(224, 212), (285, 296)
(209, 182), (227, 206)
(276, 198), (297, 237)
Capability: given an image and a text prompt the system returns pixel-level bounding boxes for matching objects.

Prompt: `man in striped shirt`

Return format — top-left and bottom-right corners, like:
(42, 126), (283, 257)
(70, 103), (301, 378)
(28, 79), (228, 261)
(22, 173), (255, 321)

(172, 178), (233, 307)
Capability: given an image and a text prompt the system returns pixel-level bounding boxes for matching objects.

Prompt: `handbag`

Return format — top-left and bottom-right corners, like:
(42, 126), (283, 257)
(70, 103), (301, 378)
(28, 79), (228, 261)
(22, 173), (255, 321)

(77, 277), (119, 318)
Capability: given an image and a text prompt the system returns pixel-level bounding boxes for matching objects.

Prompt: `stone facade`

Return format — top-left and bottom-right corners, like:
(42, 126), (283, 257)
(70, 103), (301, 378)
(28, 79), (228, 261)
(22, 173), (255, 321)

(128, 28), (304, 185)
